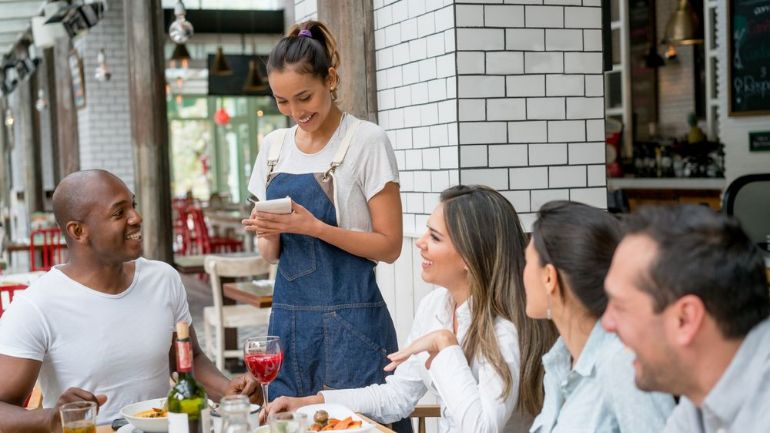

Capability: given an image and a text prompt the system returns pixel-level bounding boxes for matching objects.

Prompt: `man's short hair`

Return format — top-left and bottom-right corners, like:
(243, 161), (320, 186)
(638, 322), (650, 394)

(624, 205), (769, 339)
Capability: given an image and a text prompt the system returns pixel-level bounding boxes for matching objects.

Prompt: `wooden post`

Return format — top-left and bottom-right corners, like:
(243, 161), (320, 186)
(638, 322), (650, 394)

(53, 38), (80, 178)
(20, 74), (44, 214)
(317, 0), (378, 123)
(123, 0), (173, 263)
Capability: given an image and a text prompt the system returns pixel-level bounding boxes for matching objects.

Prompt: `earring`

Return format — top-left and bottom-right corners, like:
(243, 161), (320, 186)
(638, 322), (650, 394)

(546, 295), (552, 320)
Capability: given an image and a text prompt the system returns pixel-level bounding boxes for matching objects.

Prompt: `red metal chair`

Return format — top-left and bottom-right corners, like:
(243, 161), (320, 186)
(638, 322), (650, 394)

(29, 228), (64, 272)
(0, 283), (27, 319)
(187, 207), (243, 254)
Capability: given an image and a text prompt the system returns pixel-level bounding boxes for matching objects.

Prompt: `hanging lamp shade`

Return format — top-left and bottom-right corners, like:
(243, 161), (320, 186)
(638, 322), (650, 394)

(211, 46), (232, 76)
(214, 106), (231, 126)
(663, 0), (703, 46)
(644, 43), (665, 68)
(169, 43), (191, 69)
(243, 59), (267, 92)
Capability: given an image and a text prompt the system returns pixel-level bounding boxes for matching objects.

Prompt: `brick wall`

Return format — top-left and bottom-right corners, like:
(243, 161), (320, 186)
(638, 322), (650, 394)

(372, 0), (607, 233)
(656, 0), (696, 138)
(374, 0), (458, 234)
(73, 0), (134, 188)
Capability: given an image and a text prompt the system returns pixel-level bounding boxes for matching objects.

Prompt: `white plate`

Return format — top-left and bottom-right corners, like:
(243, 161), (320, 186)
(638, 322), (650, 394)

(120, 398), (168, 433)
(296, 403), (372, 432)
(116, 419), (269, 433)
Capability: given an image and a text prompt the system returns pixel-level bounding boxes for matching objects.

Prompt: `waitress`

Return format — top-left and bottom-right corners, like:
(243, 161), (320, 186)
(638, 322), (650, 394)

(242, 19), (404, 415)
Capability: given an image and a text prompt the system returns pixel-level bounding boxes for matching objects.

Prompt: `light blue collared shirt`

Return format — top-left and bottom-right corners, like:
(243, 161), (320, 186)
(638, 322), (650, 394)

(663, 317), (770, 433)
(531, 321), (675, 433)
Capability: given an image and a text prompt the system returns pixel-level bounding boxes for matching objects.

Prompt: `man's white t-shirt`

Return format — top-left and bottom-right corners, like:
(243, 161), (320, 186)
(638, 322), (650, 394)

(247, 113), (400, 232)
(0, 258), (192, 423)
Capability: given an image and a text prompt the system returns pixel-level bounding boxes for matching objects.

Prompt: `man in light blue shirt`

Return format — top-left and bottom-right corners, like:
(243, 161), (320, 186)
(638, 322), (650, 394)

(602, 205), (770, 433)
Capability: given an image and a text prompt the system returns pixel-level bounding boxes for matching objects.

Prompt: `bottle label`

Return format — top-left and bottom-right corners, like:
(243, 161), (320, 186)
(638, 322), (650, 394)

(168, 412), (190, 433)
(176, 341), (193, 372)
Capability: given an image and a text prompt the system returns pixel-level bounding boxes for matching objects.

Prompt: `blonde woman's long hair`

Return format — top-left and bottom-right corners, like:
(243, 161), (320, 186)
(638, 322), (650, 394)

(441, 185), (557, 416)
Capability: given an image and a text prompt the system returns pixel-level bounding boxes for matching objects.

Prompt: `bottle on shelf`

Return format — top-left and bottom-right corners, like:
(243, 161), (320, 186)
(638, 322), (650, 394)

(168, 321), (208, 433)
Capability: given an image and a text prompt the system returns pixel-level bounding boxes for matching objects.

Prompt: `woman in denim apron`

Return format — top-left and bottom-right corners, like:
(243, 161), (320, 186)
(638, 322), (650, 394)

(243, 20), (410, 431)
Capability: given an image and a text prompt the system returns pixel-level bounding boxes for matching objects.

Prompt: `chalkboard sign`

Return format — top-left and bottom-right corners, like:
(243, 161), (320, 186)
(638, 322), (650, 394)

(729, 0), (770, 116)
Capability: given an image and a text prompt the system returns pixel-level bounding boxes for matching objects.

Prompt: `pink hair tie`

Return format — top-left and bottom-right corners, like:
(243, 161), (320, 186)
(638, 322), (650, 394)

(298, 29), (312, 38)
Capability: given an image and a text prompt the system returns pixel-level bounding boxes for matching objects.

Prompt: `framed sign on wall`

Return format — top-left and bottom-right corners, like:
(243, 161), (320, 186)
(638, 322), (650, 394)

(728, 0), (770, 116)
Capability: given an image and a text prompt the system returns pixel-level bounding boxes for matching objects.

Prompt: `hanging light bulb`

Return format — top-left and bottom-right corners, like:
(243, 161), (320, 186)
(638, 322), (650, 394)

(175, 94), (183, 105)
(4, 108), (14, 127)
(94, 48), (111, 82)
(169, 0), (194, 44)
(35, 89), (48, 111)
(665, 44), (678, 60)
(211, 46), (232, 76)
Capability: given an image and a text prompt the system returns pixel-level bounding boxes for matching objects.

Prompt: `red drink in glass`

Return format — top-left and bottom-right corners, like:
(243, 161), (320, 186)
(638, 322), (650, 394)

(245, 351), (284, 384)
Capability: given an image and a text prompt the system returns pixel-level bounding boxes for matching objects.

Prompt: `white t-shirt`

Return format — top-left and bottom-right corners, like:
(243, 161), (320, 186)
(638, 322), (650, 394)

(247, 113), (399, 232)
(0, 258), (192, 423)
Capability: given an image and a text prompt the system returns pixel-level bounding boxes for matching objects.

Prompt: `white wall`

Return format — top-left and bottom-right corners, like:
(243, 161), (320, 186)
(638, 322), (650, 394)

(715, 1), (770, 183)
(294, 0), (317, 22)
(73, 0), (135, 188)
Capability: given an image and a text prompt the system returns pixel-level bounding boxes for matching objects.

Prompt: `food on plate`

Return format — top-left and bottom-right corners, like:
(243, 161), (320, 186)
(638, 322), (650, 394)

(134, 407), (167, 418)
(309, 410), (363, 431)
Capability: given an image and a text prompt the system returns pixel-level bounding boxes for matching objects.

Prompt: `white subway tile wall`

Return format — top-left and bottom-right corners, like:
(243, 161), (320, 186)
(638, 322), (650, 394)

(453, 0), (606, 226)
(372, 0), (606, 245)
(75, 0), (134, 187)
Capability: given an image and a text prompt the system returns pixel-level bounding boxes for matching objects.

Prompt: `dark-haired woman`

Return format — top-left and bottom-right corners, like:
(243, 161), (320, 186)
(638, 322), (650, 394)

(241, 21), (403, 408)
(267, 185), (557, 433)
(523, 201), (674, 433)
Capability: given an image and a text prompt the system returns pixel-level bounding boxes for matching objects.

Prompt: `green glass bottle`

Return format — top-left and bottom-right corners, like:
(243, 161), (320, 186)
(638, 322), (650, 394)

(168, 321), (207, 433)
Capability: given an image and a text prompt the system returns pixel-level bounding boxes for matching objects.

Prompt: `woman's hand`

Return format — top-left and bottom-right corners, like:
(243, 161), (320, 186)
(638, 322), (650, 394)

(242, 202), (322, 238)
(384, 329), (458, 372)
(260, 394), (324, 424)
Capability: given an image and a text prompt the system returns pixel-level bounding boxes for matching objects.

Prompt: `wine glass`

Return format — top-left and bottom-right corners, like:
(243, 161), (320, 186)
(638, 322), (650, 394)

(244, 336), (283, 420)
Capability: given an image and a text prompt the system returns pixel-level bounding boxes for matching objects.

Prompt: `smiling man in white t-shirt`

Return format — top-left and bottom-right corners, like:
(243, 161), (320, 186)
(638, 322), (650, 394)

(0, 170), (260, 433)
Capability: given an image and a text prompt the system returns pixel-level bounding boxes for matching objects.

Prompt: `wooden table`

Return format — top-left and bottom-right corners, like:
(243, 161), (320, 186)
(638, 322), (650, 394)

(94, 413), (396, 432)
(173, 252), (261, 275)
(222, 281), (273, 308)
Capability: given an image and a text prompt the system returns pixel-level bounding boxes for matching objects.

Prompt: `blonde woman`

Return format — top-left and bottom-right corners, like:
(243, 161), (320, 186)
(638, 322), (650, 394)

(267, 185), (557, 433)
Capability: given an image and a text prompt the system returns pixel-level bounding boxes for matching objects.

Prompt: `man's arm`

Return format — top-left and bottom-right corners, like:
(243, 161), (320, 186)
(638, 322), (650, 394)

(168, 326), (261, 404)
(0, 354), (61, 433)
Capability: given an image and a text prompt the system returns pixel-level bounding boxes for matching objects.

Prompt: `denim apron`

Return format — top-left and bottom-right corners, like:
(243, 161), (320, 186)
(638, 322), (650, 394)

(263, 119), (410, 431)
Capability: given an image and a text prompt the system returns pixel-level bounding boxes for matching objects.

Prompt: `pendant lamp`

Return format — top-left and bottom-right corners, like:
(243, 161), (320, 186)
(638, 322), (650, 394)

(169, 43), (191, 69)
(211, 46), (232, 76)
(243, 59), (266, 91)
(663, 0), (703, 46)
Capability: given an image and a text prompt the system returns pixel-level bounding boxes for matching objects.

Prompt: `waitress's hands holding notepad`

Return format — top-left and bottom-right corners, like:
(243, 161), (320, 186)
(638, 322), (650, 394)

(242, 197), (322, 238)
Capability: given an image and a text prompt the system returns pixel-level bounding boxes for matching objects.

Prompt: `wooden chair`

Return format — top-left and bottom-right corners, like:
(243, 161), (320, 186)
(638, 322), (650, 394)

(29, 228), (64, 272)
(0, 284), (27, 319)
(410, 405), (440, 433)
(203, 254), (272, 370)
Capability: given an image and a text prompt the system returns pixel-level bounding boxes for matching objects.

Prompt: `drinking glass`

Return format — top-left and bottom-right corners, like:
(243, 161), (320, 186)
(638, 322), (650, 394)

(268, 412), (308, 433)
(60, 401), (97, 433)
(244, 336), (283, 420)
